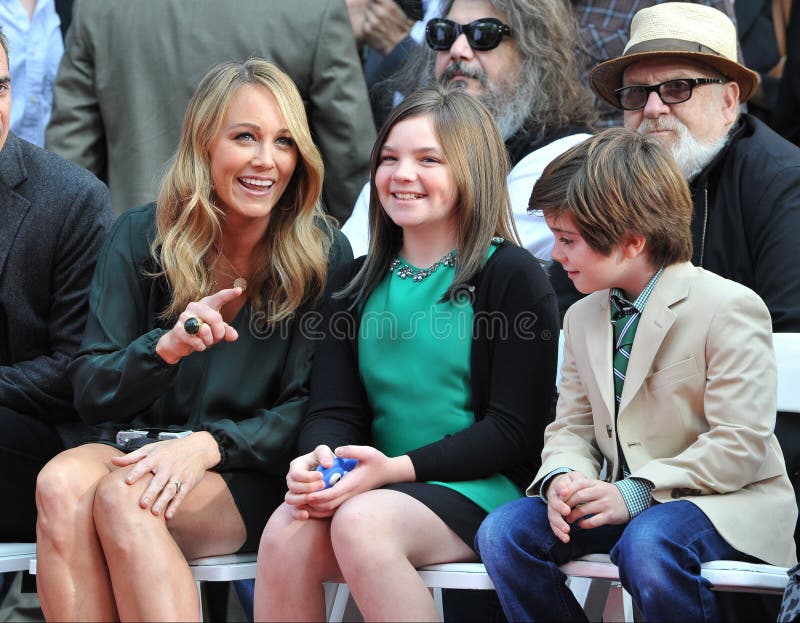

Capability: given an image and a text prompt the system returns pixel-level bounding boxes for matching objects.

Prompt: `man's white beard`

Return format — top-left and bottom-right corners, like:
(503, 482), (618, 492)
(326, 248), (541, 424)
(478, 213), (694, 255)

(636, 117), (728, 181)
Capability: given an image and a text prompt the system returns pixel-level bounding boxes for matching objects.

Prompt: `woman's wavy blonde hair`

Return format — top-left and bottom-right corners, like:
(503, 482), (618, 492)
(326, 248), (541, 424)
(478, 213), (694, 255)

(153, 58), (333, 325)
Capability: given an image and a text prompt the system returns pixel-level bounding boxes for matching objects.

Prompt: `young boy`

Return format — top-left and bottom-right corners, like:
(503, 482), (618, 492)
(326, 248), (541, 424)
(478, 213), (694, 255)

(475, 128), (797, 621)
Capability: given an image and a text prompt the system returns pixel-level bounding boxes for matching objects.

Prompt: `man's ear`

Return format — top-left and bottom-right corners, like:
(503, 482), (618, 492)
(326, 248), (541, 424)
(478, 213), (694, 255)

(621, 233), (647, 259)
(720, 80), (740, 125)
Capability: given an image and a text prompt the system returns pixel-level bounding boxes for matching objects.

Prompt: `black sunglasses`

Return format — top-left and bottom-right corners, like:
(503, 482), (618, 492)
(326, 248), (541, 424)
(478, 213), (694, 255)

(425, 17), (512, 52)
(614, 78), (726, 110)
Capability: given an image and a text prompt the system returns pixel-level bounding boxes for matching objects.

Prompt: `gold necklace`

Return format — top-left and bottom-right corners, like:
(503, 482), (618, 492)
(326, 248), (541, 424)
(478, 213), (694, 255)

(215, 252), (249, 291)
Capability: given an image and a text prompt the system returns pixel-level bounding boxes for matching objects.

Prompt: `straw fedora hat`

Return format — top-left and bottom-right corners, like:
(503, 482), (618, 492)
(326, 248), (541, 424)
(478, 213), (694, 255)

(589, 2), (759, 110)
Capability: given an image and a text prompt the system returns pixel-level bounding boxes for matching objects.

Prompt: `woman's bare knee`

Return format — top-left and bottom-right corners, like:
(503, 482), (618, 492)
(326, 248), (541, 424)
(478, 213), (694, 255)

(36, 447), (115, 542)
(166, 477), (246, 560)
(92, 469), (149, 549)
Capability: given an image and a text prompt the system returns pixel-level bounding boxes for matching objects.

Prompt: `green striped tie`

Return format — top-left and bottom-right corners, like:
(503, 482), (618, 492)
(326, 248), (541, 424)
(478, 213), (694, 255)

(611, 302), (639, 478)
(612, 306), (639, 411)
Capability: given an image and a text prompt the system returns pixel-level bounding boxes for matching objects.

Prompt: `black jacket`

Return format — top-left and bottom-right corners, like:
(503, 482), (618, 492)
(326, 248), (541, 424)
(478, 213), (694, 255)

(299, 243), (560, 491)
(0, 133), (111, 425)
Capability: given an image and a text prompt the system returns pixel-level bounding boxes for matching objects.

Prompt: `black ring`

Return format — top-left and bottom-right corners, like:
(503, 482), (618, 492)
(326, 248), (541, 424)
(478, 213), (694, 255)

(184, 317), (204, 335)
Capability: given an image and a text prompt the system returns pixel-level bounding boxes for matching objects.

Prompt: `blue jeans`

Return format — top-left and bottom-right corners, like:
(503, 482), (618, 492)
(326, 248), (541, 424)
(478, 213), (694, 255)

(475, 497), (751, 622)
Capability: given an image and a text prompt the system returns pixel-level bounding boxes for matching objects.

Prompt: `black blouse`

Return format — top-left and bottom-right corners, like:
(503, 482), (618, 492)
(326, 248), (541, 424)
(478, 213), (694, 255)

(69, 203), (352, 473)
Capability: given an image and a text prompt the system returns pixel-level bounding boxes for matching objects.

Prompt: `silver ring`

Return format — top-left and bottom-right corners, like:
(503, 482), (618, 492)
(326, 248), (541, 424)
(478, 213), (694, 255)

(168, 480), (182, 494)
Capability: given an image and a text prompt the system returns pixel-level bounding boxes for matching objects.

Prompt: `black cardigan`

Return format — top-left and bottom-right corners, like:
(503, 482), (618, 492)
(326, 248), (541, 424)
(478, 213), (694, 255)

(299, 242), (560, 491)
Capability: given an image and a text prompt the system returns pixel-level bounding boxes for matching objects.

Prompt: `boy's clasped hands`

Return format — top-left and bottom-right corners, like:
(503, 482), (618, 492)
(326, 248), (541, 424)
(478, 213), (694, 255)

(546, 471), (629, 543)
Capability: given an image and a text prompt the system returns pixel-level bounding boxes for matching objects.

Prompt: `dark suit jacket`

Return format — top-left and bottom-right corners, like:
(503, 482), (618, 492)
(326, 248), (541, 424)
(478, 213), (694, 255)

(775, 0), (800, 144)
(55, 0), (73, 37)
(45, 0), (376, 222)
(0, 132), (111, 425)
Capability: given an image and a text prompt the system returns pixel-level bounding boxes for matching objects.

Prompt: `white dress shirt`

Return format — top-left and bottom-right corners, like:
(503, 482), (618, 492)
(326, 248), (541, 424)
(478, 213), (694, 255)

(0, 0), (64, 146)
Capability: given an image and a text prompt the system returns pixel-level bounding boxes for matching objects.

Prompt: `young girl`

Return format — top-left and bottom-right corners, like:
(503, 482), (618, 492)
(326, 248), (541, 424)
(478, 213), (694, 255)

(255, 87), (560, 621)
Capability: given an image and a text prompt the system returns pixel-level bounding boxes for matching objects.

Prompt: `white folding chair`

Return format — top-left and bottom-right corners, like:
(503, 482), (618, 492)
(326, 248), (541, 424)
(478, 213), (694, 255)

(0, 543), (36, 574)
(774, 332), (800, 412)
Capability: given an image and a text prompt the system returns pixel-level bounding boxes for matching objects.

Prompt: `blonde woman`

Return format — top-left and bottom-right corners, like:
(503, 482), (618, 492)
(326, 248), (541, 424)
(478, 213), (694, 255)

(34, 59), (351, 621)
(255, 88), (560, 621)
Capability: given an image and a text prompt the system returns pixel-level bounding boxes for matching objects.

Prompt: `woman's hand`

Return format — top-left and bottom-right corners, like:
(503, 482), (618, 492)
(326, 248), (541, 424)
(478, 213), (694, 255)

(156, 287), (242, 364)
(291, 445), (414, 518)
(111, 431), (221, 519)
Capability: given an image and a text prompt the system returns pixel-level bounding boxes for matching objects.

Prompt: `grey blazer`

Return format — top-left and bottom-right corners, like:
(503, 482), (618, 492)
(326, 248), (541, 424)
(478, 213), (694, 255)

(0, 132), (111, 423)
(45, 0), (377, 222)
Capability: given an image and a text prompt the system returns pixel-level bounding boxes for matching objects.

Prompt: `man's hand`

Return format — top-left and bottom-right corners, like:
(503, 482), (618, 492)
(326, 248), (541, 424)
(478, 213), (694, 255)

(362, 0), (414, 55)
(346, 0), (368, 45)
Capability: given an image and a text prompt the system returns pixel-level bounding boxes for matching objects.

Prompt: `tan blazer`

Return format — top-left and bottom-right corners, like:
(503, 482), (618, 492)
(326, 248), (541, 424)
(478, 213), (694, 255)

(529, 262), (797, 568)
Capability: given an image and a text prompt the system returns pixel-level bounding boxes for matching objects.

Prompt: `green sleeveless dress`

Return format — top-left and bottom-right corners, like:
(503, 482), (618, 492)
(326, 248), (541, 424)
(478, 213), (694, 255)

(358, 243), (521, 513)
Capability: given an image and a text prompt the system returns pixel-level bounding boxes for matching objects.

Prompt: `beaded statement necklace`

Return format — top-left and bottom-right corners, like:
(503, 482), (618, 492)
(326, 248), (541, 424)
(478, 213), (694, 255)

(389, 250), (456, 282)
(388, 237), (504, 283)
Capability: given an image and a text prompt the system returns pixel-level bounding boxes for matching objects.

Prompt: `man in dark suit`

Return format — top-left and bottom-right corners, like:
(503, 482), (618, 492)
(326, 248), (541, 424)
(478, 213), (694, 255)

(0, 28), (111, 542)
(45, 0), (375, 222)
(54, 0), (73, 37)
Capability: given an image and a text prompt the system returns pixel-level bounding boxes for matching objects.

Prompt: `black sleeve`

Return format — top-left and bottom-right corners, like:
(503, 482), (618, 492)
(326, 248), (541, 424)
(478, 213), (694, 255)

(68, 211), (179, 424)
(298, 260), (373, 454)
(774, 0), (800, 145)
(0, 178), (111, 421)
(742, 161), (800, 332)
(407, 246), (560, 484)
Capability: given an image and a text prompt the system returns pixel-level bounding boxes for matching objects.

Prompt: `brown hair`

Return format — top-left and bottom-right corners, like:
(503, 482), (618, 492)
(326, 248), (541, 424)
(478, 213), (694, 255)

(338, 86), (519, 304)
(0, 28), (8, 61)
(530, 128), (692, 267)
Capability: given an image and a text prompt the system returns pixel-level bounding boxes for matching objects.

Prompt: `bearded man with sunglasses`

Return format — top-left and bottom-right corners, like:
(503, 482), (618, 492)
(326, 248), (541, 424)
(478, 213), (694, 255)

(343, 0), (596, 260)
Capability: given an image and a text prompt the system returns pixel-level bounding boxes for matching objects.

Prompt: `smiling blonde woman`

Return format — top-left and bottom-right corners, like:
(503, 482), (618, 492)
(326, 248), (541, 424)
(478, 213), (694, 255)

(34, 59), (352, 621)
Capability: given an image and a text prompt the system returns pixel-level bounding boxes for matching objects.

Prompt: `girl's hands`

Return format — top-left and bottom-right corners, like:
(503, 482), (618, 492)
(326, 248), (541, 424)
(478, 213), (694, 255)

(284, 445), (336, 520)
(111, 431), (221, 519)
(284, 445), (415, 520)
(156, 287), (242, 364)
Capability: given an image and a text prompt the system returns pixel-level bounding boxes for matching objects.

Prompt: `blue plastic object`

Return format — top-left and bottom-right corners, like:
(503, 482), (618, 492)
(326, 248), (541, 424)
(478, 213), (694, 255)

(316, 457), (358, 488)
